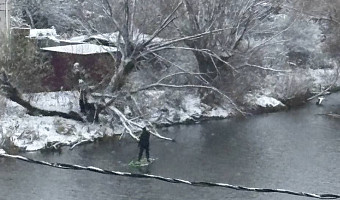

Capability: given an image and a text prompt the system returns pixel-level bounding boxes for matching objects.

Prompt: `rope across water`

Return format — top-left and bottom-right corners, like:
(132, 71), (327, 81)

(0, 152), (339, 199)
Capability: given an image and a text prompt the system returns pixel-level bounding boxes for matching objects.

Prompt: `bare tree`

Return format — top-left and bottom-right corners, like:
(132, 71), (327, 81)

(12, 0), (83, 34)
(0, 30), (54, 93)
(99, 0), (184, 92)
(172, 0), (285, 81)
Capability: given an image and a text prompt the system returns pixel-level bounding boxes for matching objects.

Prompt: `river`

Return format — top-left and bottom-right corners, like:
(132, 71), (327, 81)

(1, 93), (340, 200)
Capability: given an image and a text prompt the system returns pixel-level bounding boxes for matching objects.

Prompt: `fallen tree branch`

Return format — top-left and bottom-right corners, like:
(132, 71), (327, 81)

(109, 105), (174, 141)
(0, 71), (84, 122)
(147, 122), (174, 142)
(109, 106), (139, 141)
(129, 95), (174, 141)
(307, 63), (339, 101)
(70, 139), (94, 150)
(128, 120), (174, 141)
(131, 95), (143, 115)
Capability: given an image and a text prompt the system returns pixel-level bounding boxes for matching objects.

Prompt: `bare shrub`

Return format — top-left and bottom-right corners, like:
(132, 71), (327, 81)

(262, 69), (313, 100)
(0, 33), (54, 93)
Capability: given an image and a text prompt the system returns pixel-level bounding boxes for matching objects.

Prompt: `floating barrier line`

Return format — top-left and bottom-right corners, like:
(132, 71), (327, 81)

(0, 152), (339, 199)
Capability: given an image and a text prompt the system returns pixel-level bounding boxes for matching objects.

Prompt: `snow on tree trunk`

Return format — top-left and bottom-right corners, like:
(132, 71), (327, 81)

(106, 59), (135, 92)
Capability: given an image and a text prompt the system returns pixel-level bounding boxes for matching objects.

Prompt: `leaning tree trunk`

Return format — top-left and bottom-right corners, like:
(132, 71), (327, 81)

(183, 37), (223, 82)
(193, 51), (219, 80)
(106, 59), (135, 92)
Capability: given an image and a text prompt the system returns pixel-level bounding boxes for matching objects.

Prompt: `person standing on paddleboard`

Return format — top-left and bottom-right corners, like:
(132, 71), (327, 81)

(138, 127), (151, 162)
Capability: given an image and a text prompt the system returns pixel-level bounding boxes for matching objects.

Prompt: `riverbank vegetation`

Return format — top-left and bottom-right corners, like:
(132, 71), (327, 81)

(1, 0), (340, 151)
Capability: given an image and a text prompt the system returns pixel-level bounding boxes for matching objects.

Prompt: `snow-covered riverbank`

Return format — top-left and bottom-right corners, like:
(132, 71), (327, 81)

(0, 68), (339, 151)
(0, 92), (112, 151)
(0, 91), (234, 151)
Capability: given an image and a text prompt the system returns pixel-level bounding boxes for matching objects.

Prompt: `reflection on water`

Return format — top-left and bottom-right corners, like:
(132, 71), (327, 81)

(1, 94), (340, 200)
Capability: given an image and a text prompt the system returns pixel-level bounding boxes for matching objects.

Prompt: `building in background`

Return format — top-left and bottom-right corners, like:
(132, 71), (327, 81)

(0, 0), (9, 35)
(41, 44), (118, 91)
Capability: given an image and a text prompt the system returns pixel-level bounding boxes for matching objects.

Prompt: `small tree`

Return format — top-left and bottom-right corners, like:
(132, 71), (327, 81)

(12, 0), (82, 34)
(0, 32), (53, 93)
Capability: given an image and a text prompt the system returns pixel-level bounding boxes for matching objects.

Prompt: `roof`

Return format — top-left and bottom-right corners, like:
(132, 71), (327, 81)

(29, 28), (58, 38)
(68, 31), (165, 45)
(41, 44), (118, 55)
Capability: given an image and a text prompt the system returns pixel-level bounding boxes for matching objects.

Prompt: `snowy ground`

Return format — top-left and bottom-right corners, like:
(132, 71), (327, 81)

(0, 90), (233, 151)
(0, 92), (114, 151)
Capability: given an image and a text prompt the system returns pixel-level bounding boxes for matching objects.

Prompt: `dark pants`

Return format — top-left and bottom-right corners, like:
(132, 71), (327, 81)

(138, 145), (150, 161)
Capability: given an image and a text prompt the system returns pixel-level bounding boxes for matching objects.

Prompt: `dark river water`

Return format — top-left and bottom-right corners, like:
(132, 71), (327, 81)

(1, 94), (340, 200)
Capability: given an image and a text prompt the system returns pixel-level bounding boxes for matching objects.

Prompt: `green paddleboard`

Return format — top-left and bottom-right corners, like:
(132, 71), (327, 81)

(128, 158), (155, 167)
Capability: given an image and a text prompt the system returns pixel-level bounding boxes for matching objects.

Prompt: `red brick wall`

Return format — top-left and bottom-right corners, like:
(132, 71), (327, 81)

(42, 52), (115, 91)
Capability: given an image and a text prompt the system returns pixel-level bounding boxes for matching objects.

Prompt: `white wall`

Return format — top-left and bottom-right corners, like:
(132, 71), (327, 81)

(0, 0), (9, 34)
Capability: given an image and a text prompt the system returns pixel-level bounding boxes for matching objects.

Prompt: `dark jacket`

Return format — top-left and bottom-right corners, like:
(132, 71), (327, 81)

(139, 129), (150, 148)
